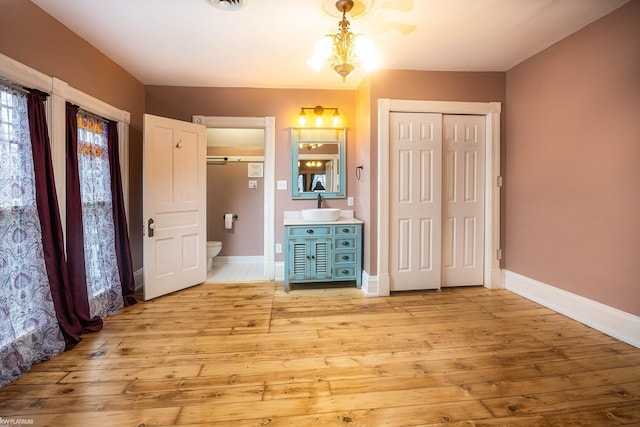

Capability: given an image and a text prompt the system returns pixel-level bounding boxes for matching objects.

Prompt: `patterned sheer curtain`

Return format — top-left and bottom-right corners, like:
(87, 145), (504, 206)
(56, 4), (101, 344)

(0, 83), (66, 387)
(75, 110), (124, 319)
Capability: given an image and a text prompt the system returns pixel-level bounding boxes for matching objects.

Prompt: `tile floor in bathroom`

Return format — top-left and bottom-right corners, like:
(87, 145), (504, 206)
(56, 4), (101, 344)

(206, 261), (265, 282)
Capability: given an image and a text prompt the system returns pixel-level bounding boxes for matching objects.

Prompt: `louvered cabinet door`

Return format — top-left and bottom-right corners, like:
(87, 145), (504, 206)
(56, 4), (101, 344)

(286, 238), (332, 281)
(309, 238), (332, 280)
(289, 239), (309, 282)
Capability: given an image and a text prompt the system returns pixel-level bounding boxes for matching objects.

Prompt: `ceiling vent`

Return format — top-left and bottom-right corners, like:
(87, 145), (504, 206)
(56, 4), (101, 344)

(208, 0), (246, 12)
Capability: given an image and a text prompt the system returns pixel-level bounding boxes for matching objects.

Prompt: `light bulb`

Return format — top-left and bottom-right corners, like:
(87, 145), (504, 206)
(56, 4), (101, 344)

(307, 37), (333, 72)
(306, 55), (324, 72)
(354, 36), (380, 72)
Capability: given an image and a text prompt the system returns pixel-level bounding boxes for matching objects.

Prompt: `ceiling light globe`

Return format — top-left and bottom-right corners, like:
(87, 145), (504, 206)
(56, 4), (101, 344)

(316, 37), (333, 58)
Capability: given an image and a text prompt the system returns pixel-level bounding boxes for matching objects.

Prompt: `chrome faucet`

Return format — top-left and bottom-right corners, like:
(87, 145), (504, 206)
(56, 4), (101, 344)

(317, 193), (323, 209)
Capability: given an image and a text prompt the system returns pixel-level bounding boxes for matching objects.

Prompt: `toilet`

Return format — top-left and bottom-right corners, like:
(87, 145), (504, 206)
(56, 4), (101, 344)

(206, 241), (222, 271)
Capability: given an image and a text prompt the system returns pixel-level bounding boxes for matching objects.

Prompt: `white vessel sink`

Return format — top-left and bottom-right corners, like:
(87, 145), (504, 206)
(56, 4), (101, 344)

(300, 208), (341, 222)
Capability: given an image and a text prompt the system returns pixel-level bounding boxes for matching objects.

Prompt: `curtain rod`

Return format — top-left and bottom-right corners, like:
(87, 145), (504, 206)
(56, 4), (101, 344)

(78, 107), (109, 123)
(0, 77), (30, 94)
(208, 156), (228, 161)
(206, 155), (264, 163)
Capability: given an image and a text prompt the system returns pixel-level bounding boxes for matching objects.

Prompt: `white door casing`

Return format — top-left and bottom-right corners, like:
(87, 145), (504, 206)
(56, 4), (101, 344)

(143, 114), (207, 300)
(376, 99), (502, 297)
(442, 114), (486, 287)
(389, 112), (443, 291)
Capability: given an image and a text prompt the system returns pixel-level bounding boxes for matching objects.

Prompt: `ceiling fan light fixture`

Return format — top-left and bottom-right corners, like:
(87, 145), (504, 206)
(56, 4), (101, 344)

(308, 0), (379, 81)
(207, 0), (246, 12)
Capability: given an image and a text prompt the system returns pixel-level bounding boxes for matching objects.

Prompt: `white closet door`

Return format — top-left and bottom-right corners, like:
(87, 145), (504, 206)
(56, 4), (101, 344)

(389, 113), (485, 291)
(390, 112), (443, 291)
(442, 114), (485, 287)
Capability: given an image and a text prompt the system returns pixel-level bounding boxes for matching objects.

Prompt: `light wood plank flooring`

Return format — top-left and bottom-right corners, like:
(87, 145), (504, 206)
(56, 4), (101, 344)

(1, 282), (639, 426)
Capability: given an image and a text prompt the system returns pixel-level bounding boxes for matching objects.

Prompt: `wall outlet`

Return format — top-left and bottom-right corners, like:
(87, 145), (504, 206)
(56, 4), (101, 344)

(248, 180), (258, 189)
(347, 196), (354, 206)
(275, 243), (282, 253)
(277, 180), (287, 190)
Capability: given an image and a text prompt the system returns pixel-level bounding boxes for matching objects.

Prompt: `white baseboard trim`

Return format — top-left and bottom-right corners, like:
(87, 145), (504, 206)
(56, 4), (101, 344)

(274, 262), (285, 282)
(505, 270), (640, 348)
(361, 270), (380, 297)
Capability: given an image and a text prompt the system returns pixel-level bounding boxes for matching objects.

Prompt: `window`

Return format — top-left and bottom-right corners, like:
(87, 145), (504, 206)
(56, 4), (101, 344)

(75, 110), (124, 319)
(0, 83), (65, 386)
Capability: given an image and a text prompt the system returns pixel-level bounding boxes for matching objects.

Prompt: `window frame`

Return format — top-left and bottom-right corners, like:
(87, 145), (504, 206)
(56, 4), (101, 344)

(0, 52), (131, 236)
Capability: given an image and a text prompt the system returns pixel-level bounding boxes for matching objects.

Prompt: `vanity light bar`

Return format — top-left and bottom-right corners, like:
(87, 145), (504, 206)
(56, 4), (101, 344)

(298, 105), (340, 127)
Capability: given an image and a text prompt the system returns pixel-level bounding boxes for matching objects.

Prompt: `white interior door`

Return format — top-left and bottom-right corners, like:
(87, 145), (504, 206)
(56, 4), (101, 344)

(442, 114), (485, 287)
(143, 114), (206, 300)
(390, 112), (443, 291)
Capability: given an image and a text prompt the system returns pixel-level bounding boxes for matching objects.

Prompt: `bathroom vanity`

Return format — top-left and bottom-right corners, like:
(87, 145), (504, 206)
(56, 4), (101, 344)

(283, 210), (362, 292)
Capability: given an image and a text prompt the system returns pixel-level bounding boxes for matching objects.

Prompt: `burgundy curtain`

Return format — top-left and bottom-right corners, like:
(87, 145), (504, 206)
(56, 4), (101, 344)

(65, 102), (104, 333)
(107, 121), (136, 306)
(26, 91), (84, 349)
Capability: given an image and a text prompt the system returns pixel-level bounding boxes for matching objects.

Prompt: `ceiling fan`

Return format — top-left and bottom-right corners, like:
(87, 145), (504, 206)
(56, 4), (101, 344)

(207, 0), (245, 11)
(321, 0), (417, 39)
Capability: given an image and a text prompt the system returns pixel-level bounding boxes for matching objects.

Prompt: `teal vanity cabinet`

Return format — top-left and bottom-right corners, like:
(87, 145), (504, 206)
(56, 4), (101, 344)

(283, 216), (362, 292)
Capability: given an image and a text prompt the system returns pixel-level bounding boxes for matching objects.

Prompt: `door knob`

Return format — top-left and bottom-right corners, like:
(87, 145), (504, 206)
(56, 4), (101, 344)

(148, 218), (155, 237)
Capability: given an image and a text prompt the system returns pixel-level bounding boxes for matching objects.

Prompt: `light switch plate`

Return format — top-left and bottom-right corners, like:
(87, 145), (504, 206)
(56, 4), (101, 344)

(277, 180), (287, 190)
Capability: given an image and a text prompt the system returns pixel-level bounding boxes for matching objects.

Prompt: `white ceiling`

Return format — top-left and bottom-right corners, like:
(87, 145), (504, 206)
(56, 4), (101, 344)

(31, 0), (630, 90)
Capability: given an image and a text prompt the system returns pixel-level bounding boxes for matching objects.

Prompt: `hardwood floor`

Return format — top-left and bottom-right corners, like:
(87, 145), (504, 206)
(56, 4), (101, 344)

(1, 282), (639, 426)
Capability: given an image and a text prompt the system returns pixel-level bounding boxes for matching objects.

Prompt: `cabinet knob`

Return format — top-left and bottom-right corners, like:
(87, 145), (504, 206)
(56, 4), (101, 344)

(342, 241), (350, 246)
(342, 270), (349, 274)
(306, 229), (314, 234)
(342, 228), (350, 233)
(342, 255), (349, 260)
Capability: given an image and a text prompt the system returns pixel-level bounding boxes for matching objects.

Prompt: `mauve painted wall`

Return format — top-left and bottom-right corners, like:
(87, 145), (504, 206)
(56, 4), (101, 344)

(206, 162), (264, 256)
(357, 70), (506, 275)
(0, 0), (146, 269)
(145, 86), (356, 262)
(505, 0), (640, 315)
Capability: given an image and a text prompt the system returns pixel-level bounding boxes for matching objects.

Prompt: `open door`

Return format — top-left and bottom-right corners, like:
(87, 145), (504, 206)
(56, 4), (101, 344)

(143, 114), (206, 300)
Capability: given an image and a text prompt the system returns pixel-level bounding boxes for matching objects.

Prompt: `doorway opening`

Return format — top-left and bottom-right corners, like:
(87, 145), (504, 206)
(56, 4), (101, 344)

(193, 115), (275, 282)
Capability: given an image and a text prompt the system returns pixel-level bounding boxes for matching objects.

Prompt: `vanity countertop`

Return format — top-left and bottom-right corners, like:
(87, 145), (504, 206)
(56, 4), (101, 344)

(283, 210), (363, 226)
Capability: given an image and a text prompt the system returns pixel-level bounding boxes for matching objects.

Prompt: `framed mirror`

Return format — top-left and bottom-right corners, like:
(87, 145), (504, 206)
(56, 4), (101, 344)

(291, 128), (346, 199)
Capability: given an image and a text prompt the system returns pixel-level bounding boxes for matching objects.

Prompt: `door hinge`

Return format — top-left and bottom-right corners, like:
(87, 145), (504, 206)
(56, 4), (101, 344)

(497, 176), (504, 187)
(496, 248), (503, 260)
